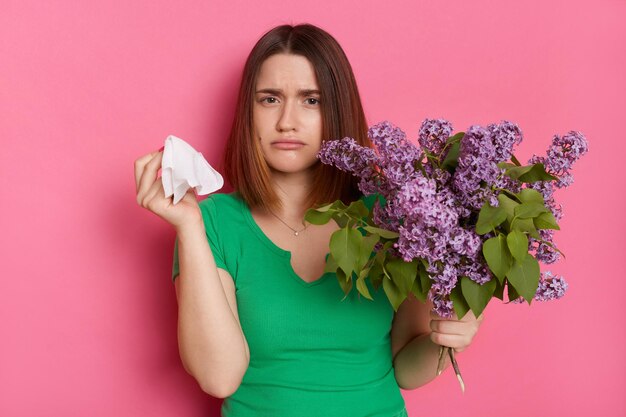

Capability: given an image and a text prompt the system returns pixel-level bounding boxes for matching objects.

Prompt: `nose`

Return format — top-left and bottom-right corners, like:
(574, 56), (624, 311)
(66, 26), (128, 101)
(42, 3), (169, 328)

(276, 99), (298, 132)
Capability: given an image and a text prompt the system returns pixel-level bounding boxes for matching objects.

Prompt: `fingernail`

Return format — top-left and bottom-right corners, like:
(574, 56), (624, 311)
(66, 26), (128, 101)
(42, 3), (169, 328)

(158, 146), (165, 152)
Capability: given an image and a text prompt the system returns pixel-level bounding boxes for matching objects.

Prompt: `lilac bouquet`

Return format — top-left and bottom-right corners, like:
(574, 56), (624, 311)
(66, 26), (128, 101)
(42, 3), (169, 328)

(304, 118), (588, 391)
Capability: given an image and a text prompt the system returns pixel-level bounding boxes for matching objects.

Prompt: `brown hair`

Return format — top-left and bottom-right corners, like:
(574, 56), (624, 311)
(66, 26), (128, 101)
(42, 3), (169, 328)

(223, 23), (371, 213)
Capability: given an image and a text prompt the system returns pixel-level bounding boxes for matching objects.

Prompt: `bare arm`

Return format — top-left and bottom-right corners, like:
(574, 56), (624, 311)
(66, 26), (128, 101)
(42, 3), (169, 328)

(391, 293), (483, 390)
(134, 149), (249, 398)
(391, 294), (451, 390)
(174, 219), (250, 398)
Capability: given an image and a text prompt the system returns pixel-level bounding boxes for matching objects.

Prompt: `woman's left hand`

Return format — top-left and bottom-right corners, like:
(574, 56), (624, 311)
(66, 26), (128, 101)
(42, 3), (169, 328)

(429, 310), (484, 353)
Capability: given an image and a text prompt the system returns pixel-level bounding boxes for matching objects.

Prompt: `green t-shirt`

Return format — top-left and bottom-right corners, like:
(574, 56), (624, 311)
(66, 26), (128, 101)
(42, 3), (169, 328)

(172, 192), (407, 417)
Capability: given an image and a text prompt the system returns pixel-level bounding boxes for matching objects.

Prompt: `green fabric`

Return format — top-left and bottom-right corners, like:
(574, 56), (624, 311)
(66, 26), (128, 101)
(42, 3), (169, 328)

(172, 192), (407, 417)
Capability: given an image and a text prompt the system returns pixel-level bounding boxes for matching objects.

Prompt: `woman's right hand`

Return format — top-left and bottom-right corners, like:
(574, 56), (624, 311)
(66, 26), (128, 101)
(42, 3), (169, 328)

(134, 149), (203, 230)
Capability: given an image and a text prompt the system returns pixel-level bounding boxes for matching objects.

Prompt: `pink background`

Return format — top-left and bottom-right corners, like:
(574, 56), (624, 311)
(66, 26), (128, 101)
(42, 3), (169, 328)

(2, 0), (624, 415)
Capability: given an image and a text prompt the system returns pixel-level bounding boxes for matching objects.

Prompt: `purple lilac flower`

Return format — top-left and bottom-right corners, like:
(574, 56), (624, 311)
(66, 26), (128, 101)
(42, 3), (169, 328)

(451, 125), (501, 211)
(511, 271), (568, 303)
(317, 137), (378, 175)
(534, 272), (568, 301)
(372, 195), (404, 232)
(530, 229), (561, 264)
(418, 118), (453, 158)
(368, 121), (411, 156)
(458, 258), (493, 285)
(493, 167), (523, 194)
(545, 131), (589, 174)
(430, 293), (455, 318)
(368, 121), (422, 188)
(447, 226), (482, 258)
(487, 121), (523, 163)
(316, 118), (582, 319)
(428, 258), (460, 296)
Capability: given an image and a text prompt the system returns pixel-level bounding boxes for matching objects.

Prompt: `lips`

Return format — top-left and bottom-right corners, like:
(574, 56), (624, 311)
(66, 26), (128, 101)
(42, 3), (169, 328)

(272, 139), (305, 150)
(271, 138), (305, 145)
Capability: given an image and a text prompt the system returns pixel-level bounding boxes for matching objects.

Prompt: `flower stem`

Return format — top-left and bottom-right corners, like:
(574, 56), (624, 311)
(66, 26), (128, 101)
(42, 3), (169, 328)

(437, 346), (466, 393)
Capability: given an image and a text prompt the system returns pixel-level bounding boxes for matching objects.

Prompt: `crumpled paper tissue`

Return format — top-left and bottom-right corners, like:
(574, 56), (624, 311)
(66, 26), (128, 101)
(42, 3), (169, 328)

(161, 135), (223, 204)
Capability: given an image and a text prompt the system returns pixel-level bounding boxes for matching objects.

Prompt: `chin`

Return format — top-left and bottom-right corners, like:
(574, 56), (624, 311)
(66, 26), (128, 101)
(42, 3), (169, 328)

(268, 161), (319, 174)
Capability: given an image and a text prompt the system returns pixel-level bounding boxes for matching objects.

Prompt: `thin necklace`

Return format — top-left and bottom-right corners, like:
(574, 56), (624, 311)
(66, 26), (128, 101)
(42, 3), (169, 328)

(267, 209), (309, 236)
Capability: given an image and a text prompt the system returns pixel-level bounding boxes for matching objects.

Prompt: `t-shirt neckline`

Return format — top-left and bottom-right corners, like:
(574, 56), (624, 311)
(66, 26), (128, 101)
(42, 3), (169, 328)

(237, 194), (332, 287)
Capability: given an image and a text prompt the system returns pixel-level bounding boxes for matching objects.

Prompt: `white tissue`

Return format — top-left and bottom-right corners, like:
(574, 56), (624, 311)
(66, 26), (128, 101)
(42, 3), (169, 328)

(161, 135), (224, 204)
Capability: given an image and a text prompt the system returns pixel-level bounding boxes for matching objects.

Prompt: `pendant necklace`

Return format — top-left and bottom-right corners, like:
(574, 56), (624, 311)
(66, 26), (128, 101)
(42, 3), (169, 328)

(267, 209), (309, 236)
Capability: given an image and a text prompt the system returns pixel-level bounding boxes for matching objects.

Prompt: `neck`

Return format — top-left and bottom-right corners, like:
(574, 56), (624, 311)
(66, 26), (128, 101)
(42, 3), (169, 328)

(269, 168), (314, 221)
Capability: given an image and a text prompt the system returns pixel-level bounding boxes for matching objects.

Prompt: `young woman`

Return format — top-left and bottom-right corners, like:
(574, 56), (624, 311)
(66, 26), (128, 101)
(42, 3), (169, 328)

(134, 23), (483, 417)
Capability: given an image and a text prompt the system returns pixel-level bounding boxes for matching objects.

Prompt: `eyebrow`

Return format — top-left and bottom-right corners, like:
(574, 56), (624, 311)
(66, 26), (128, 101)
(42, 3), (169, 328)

(255, 88), (321, 96)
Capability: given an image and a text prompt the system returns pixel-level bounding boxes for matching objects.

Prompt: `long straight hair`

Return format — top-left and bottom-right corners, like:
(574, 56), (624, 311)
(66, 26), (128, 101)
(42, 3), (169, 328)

(223, 23), (372, 213)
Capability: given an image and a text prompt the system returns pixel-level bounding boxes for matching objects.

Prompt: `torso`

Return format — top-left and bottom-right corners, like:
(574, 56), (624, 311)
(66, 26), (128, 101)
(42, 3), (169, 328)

(250, 207), (341, 283)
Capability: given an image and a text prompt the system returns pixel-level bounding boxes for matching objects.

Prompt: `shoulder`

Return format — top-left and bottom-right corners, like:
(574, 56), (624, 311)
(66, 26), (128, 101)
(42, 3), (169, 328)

(198, 191), (242, 212)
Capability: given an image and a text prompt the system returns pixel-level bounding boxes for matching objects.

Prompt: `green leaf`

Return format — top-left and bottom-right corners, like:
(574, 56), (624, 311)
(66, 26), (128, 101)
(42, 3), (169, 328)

(335, 268), (352, 300)
(450, 285), (470, 320)
(362, 225), (400, 239)
(506, 230), (529, 263)
(410, 276), (426, 302)
(356, 267), (374, 300)
(503, 164), (535, 180)
(334, 213), (350, 228)
(514, 202), (549, 219)
(483, 234), (513, 283)
(506, 279), (520, 302)
(383, 275), (405, 312)
(505, 163), (559, 183)
(510, 154), (522, 166)
(324, 251), (339, 274)
(345, 200), (369, 220)
(461, 277), (496, 318)
(329, 227), (362, 280)
(311, 201), (335, 212)
(517, 188), (545, 205)
(338, 278), (353, 301)
(441, 140), (461, 171)
(497, 162), (517, 170)
(369, 260), (384, 291)
(368, 258), (383, 277)
(476, 201), (507, 235)
(409, 262), (431, 302)
(517, 163), (559, 183)
(506, 253), (540, 305)
(304, 207), (336, 225)
(493, 278), (505, 300)
(510, 217), (540, 239)
(331, 200), (348, 211)
(497, 193), (519, 225)
(419, 264), (432, 297)
(534, 211), (560, 230)
(446, 132), (465, 144)
(385, 258), (418, 299)
(355, 233), (380, 273)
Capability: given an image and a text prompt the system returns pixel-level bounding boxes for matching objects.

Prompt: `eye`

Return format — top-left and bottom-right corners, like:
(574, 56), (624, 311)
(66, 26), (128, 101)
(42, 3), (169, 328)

(260, 96), (278, 104)
(306, 98), (320, 105)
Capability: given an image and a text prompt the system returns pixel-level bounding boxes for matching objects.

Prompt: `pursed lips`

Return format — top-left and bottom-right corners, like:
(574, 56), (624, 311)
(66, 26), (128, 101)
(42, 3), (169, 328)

(271, 139), (305, 144)
(270, 139), (306, 150)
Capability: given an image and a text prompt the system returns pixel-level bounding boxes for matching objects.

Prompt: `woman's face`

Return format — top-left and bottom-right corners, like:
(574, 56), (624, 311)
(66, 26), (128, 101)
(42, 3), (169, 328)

(253, 53), (323, 175)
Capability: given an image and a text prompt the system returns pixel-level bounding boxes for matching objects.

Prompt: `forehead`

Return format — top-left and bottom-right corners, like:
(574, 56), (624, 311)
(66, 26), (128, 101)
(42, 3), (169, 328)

(255, 53), (319, 89)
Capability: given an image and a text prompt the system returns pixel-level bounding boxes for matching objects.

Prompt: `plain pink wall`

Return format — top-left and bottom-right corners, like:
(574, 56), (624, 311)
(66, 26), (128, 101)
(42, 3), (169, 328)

(1, 0), (624, 415)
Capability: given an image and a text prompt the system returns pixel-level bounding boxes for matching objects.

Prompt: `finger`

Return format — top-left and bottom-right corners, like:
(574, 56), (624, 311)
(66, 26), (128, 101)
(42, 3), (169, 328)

(141, 176), (166, 208)
(134, 151), (161, 192)
(430, 319), (476, 336)
(430, 331), (471, 351)
(136, 152), (164, 202)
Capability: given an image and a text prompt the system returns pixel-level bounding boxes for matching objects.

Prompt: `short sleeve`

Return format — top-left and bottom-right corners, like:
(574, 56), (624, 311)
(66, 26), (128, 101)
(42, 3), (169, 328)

(171, 197), (228, 283)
